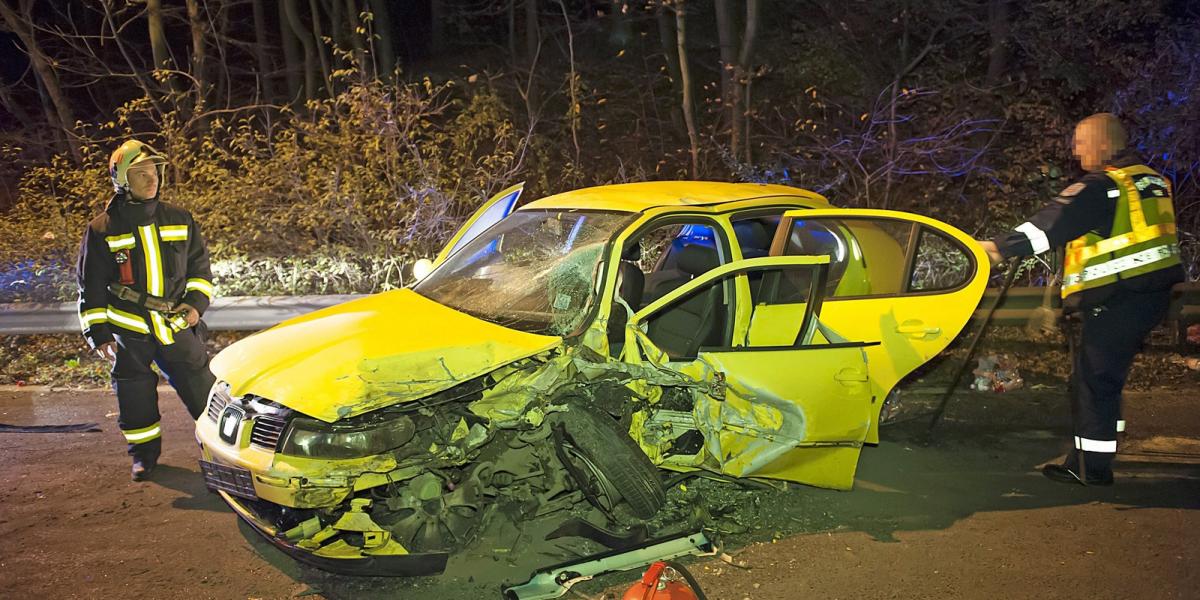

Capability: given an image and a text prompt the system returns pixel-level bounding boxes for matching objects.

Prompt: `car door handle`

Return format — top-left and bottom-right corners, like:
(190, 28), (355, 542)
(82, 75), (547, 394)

(895, 320), (941, 337)
(835, 368), (869, 383)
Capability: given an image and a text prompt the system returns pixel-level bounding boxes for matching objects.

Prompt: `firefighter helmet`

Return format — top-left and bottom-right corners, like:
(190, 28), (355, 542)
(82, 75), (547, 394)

(109, 139), (167, 193)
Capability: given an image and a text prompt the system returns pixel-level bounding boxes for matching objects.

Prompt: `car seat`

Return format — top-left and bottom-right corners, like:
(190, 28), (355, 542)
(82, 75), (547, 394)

(645, 244), (724, 359)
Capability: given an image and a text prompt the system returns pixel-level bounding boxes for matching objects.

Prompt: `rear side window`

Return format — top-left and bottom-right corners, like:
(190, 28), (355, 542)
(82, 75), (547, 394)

(780, 217), (974, 297)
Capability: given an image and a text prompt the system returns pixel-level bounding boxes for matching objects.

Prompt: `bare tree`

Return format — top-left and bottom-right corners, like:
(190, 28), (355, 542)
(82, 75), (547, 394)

(278, 0), (303, 102)
(308, 0), (332, 96)
(283, 0), (318, 102)
(250, 0), (277, 101)
(673, 0), (698, 177)
(654, 0), (684, 134)
(0, 0), (80, 160)
(714, 0), (758, 162)
(367, 0), (395, 80)
(343, 0), (367, 80)
(186, 0), (208, 106)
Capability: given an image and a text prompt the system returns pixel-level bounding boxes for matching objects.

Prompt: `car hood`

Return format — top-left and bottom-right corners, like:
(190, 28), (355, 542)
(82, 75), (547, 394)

(210, 289), (562, 422)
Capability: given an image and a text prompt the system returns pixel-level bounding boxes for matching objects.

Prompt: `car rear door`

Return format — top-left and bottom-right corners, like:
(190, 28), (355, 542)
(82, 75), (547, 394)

(624, 256), (876, 490)
(769, 208), (989, 443)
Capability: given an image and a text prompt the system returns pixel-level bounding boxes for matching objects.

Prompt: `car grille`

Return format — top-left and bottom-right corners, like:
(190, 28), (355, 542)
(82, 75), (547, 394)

(250, 414), (287, 450)
(206, 392), (229, 422)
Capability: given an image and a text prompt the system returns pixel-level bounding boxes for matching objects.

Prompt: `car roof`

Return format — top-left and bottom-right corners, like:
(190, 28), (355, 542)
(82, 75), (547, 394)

(518, 181), (831, 213)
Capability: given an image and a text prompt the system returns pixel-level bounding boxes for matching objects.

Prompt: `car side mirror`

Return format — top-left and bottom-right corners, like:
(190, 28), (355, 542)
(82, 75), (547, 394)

(411, 258), (434, 283)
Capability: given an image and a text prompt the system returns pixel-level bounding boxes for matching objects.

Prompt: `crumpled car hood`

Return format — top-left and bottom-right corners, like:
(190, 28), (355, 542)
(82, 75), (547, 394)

(210, 289), (562, 422)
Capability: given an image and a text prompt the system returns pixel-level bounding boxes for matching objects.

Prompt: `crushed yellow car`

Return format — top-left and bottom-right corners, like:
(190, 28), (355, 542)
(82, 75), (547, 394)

(195, 181), (987, 575)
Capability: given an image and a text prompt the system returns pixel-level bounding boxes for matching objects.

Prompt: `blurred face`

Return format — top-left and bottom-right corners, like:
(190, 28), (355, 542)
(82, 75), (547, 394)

(1072, 119), (1117, 173)
(126, 161), (159, 201)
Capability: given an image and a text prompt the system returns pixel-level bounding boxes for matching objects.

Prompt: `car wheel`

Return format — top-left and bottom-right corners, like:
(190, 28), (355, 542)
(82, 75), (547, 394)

(549, 405), (666, 520)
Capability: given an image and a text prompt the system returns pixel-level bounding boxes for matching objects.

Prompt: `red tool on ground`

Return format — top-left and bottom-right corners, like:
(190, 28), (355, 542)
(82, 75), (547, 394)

(621, 561), (706, 600)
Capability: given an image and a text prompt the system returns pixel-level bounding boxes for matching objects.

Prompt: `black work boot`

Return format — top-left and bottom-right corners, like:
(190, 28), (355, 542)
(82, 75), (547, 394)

(131, 458), (156, 482)
(1042, 451), (1113, 486)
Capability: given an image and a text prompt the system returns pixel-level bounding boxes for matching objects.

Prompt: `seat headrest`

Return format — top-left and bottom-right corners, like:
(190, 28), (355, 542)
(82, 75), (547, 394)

(733, 220), (771, 252)
(621, 243), (641, 262)
(676, 244), (720, 276)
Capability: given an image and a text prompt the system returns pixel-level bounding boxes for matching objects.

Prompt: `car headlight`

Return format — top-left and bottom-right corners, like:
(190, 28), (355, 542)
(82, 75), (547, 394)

(277, 413), (416, 459)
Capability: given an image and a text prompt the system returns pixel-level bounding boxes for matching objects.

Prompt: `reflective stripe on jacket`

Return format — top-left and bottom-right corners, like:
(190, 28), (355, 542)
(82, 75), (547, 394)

(76, 195), (214, 347)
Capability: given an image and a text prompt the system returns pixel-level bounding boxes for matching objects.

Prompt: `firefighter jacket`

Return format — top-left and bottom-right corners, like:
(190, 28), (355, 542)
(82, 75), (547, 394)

(992, 152), (1184, 308)
(76, 194), (214, 348)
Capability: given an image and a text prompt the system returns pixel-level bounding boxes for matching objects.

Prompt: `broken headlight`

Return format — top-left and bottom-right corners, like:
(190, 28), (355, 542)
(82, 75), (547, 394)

(277, 413), (415, 459)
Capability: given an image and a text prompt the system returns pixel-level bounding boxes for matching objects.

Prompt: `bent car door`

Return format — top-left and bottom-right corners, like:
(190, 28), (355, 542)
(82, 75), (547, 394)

(625, 256), (876, 490)
(769, 209), (989, 443)
(432, 182), (525, 267)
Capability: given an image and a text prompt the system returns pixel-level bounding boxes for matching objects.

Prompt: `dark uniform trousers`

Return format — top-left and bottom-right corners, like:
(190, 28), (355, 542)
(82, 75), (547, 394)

(1068, 288), (1171, 473)
(112, 323), (215, 462)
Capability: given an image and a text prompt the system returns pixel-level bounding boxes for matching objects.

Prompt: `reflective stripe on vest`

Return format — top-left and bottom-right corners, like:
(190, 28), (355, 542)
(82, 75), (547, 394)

(1063, 244), (1179, 288)
(137, 224), (175, 345)
(1061, 165), (1180, 298)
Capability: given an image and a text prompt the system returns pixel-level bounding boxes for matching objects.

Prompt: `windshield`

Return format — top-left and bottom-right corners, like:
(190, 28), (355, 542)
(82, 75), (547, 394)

(414, 210), (634, 335)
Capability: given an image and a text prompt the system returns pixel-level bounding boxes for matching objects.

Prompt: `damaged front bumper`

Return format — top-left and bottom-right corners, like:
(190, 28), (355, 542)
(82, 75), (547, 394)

(214, 485), (450, 577)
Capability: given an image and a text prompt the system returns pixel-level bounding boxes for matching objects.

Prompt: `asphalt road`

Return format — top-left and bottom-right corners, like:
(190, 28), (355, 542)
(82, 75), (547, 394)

(0, 384), (1197, 600)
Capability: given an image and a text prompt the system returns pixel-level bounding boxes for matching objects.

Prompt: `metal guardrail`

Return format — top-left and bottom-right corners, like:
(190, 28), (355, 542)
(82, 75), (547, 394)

(1, 284), (1197, 336)
(0, 295), (364, 335)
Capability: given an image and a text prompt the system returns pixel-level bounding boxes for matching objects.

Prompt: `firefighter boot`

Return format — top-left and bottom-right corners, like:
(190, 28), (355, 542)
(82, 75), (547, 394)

(131, 457), (156, 482)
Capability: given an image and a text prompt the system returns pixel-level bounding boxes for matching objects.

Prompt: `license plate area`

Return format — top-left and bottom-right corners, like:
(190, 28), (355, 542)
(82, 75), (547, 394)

(199, 459), (258, 500)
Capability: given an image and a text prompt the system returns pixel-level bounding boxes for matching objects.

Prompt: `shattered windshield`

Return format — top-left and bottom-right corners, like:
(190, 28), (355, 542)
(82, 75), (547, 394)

(414, 210), (634, 335)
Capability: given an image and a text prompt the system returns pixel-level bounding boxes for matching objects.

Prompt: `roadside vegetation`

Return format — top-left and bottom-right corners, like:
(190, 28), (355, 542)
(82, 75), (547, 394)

(0, 1), (1197, 385)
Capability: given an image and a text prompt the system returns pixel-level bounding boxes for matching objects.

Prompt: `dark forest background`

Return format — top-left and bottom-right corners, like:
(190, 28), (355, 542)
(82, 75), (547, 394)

(0, 0), (1196, 302)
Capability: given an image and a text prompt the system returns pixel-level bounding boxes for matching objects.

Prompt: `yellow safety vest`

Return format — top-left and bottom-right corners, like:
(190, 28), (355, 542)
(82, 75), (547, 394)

(1062, 164), (1180, 298)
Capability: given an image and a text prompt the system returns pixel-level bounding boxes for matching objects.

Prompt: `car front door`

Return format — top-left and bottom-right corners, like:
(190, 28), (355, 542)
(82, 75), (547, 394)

(769, 208), (989, 443)
(432, 182), (525, 267)
(624, 256), (876, 490)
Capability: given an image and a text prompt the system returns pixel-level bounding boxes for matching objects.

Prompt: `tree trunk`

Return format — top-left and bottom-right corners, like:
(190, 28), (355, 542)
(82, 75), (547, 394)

(0, 0), (80, 160)
(507, 0), (516, 60)
(675, 1), (698, 178)
(343, 0), (368, 80)
(283, 0), (318, 102)
(985, 0), (1010, 86)
(713, 0), (736, 157)
(279, 0), (303, 102)
(735, 0), (759, 164)
(368, 0), (396, 80)
(308, 0), (333, 96)
(525, 0), (539, 66)
(146, 0), (179, 93)
(655, 1), (684, 134)
(329, 0), (346, 56)
(524, 0), (539, 108)
(251, 0), (277, 102)
(186, 0), (208, 107)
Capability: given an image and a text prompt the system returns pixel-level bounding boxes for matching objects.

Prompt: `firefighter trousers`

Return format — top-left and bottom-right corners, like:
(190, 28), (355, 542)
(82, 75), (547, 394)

(111, 323), (215, 463)
(1067, 288), (1171, 475)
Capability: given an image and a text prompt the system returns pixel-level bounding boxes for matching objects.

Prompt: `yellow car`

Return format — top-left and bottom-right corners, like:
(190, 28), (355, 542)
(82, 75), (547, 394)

(196, 181), (987, 575)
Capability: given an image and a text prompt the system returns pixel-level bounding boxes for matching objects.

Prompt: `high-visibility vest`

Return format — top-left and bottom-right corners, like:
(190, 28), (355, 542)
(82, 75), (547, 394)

(1062, 164), (1180, 298)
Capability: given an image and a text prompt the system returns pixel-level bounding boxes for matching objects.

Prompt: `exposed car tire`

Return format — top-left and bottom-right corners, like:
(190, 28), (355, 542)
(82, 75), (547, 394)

(549, 405), (666, 520)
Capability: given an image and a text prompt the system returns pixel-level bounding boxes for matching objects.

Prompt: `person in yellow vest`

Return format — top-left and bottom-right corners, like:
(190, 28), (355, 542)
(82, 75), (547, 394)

(76, 139), (217, 481)
(979, 113), (1183, 486)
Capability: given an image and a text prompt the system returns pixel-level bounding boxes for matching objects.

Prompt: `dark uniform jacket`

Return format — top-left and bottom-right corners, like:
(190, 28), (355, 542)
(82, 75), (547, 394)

(992, 151), (1184, 309)
(76, 194), (214, 349)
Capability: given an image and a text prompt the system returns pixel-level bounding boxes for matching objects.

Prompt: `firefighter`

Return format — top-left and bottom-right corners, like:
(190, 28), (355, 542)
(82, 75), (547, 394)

(76, 139), (217, 481)
(978, 113), (1184, 486)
